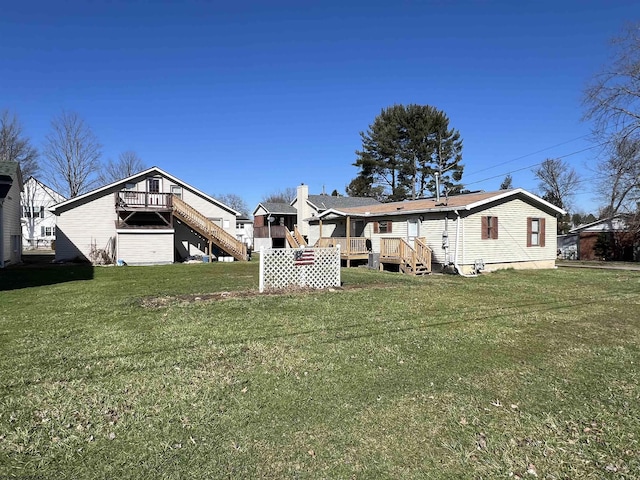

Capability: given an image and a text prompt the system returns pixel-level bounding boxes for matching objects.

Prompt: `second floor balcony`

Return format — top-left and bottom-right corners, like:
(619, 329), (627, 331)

(115, 191), (173, 211)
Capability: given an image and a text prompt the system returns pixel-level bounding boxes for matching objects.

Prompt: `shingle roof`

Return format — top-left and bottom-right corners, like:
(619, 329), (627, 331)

(307, 195), (380, 211)
(317, 189), (564, 218)
(0, 161), (19, 177)
(258, 202), (297, 215)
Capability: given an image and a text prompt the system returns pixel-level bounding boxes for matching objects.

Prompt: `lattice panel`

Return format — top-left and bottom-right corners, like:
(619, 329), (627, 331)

(259, 247), (341, 292)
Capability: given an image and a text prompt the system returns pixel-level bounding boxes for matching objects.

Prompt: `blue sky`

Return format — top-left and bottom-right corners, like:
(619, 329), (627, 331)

(2, 0), (638, 214)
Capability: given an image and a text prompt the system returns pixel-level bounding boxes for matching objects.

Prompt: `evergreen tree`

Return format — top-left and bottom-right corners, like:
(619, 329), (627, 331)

(350, 104), (463, 201)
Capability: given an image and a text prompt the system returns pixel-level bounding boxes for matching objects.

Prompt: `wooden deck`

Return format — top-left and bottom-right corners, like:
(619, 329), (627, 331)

(115, 191), (173, 211)
(316, 236), (432, 274)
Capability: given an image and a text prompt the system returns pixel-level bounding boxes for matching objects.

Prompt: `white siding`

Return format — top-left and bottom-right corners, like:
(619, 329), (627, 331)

(117, 231), (174, 265)
(2, 180), (22, 265)
(461, 199), (558, 270)
(21, 178), (65, 248)
(56, 193), (117, 261)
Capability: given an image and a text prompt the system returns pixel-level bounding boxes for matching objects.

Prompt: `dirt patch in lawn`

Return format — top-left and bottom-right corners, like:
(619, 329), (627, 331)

(139, 285), (360, 308)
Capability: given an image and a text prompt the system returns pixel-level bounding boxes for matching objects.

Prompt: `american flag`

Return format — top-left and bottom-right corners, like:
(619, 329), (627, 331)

(293, 248), (315, 266)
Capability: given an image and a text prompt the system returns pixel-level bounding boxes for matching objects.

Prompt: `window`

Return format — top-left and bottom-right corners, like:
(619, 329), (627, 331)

(238, 223), (245, 229)
(124, 182), (137, 199)
(481, 216), (498, 239)
(23, 206), (44, 218)
(223, 219), (230, 229)
(41, 226), (56, 237)
(374, 221), (392, 234)
(147, 178), (160, 193)
(170, 185), (182, 199)
(527, 217), (546, 247)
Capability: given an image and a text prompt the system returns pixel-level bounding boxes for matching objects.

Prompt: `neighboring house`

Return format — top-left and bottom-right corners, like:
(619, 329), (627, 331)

(253, 202), (297, 250)
(253, 184), (380, 250)
(235, 216), (254, 249)
(50, 166), (247, 265)
(21, 176), (66, 250)
(0, 162), (23, 268)
(310, 188), (564, 275)
(291, 184), (381, 238)
(561, 215), (638, 261)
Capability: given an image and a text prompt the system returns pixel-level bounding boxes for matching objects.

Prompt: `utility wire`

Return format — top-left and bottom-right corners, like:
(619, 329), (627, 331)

(463, 134), (593, 178)
(464, 141), (610, 187)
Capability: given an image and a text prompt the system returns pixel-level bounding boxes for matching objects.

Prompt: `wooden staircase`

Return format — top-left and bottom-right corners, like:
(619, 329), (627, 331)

(381, 237), (432, 275)
(285, 226), (308, 248)
(172, 195), (247, 261)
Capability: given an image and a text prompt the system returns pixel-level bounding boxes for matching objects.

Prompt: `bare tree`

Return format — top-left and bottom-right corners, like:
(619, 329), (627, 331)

(533, 158), (580, 211)
(262, 187), (297, 204)
(43, 111), (102, 198)
(0, 110), (39, 178)
(584, 23), (640, 140)
(99, 150), (146, 185)
(597, 135), (640, 217)
(213, 193), (249, 216)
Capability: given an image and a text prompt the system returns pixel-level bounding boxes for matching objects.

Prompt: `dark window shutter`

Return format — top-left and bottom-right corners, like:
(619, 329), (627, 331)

(492, 217), (499, 239)
(373, 222), (379, 234)
(540, 218), (546, 247)
(481, 216), (488, 239)
(387, 221), (392, 234)
(526, 218), (532, 247)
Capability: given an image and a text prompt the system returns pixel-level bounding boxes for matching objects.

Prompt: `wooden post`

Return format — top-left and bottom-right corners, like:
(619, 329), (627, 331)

(208, 240), (212, 263)
(319, 219), (323, 239)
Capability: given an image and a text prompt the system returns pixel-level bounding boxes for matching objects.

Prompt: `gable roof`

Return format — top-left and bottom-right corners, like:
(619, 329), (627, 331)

(50, 166), (240, 215)
(253, 202), (297, 216)
(24, 176), (67, 203)
(0, 162), (23, 199)
(315, 189), (565, 219)
(569, 215), (630, 233)
(305, 194), (380, 211)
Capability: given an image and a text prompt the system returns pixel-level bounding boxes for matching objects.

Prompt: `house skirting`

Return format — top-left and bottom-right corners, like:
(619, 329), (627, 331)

(455, 259), (557, 274)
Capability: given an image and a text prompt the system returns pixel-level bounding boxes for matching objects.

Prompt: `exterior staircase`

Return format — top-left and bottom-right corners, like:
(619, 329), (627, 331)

(172, 195), (247, 261)
(285, 226), (308, 248)
(381, 237), (432, 275)
(400, 237), (432, 275)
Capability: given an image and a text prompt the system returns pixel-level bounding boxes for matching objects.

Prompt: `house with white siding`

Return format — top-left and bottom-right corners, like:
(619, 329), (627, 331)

(310, 188), (564, 275)
(22, 177), (66, 250)
(50, 167), (247, 265)
(0, 162), (23, 268)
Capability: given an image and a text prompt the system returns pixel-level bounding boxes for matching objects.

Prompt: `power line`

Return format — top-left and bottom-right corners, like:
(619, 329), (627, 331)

(464, 142), (610, 187)
(464, 134), (593, 179)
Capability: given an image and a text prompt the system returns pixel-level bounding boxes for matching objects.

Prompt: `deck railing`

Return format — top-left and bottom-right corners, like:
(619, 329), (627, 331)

(316, 237), (368, 255)
(115, 191), (172, 209)
(381, 237), (432, 274)
(172, 195), (247, 261)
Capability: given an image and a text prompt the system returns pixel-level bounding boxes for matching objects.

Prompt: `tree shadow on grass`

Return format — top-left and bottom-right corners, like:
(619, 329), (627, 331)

(0, 264), (94, 291)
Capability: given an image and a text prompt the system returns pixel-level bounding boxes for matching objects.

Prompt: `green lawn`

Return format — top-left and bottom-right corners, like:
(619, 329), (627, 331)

(1, 263), (639, 479)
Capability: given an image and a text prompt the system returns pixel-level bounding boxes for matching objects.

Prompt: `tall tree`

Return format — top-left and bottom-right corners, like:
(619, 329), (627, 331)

(596, 135), (640, 217)
(43, 111), (102, 198)
(350, 104), (463, 201)
(584, 23), (640, 141)
(499, 173), (513, 190)
(213, 193), (249, 216)
(99, 150), (146, 185)
(0, 110), (39, 178)
(533, 158), (580, 211)
(262, 187), (297, 204)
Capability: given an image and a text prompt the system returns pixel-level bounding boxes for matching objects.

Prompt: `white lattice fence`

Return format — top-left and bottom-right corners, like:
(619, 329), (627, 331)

(259, 246), (341, 292)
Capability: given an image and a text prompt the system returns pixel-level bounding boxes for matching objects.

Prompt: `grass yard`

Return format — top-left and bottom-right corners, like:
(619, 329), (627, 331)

(1, 263), (639, 479)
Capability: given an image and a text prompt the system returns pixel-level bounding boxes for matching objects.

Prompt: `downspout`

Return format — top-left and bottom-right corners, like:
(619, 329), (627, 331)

(0, 201), (4, 268)
(453, 209), (476, 278)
